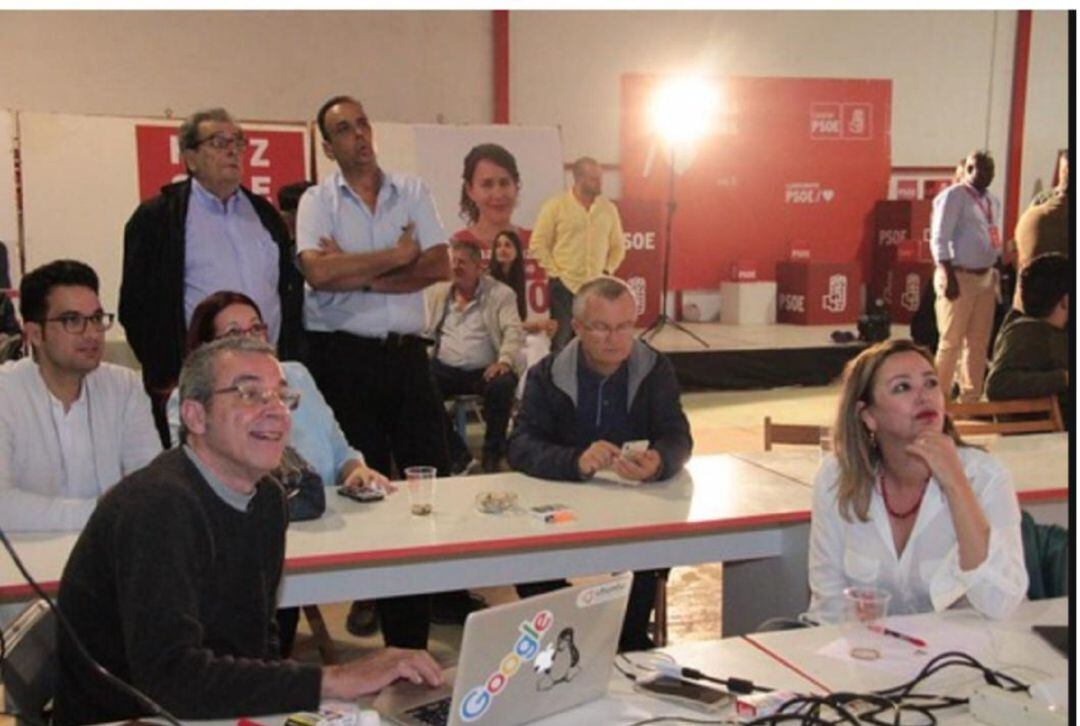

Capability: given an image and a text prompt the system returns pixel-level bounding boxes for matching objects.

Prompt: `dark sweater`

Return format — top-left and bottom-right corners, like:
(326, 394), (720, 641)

(985, 313), (1069, 424)
(53, 448), (321, 724)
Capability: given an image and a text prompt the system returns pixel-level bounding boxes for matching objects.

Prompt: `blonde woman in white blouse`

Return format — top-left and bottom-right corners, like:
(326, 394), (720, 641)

(808, 339), (1027, 620)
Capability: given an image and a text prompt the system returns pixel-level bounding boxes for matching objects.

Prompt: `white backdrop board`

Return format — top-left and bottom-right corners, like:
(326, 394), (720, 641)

(0, 110), (18, 287)
(17, 112), (309, 341)
(314, 123), (565, 237)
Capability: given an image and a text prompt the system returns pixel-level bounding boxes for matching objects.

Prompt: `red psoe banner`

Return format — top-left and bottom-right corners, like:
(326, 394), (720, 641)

(135, 124), (307, 207)
(620, 75), (891, 291)
(614, 198), (664, 326)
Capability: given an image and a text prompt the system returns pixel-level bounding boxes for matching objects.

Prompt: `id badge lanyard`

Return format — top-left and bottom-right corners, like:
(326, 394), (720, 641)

(964, 185), (1000, 250)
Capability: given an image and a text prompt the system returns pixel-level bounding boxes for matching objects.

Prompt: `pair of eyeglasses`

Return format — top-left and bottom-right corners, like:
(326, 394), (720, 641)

(212, 383), (301, 411)
(583, 322), (635, 336)
(194, 134), (248, 152)
(43, 311), (115, 334)
(218, 323), (268, 339)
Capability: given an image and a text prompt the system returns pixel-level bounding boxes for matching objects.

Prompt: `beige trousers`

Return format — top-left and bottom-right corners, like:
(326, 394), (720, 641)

(933, 268), (997, 402)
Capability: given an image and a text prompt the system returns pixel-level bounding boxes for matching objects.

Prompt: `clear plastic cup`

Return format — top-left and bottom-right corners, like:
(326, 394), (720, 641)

(843, 586), (890, 660)
(404, 466), (436, 516)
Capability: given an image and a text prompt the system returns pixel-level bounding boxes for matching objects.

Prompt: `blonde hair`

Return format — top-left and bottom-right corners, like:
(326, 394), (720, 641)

(833, 339), (965, 522)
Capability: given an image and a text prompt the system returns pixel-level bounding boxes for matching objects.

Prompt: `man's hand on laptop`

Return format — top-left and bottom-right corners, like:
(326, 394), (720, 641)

(322, 647), (444, 700)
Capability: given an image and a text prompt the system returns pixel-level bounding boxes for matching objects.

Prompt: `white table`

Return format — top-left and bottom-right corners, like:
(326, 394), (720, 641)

(183, 601), (1066, 725)
(734, 432), (1069, 526)
(0, 454), (815, 635)
(744, 597), (1070, 724)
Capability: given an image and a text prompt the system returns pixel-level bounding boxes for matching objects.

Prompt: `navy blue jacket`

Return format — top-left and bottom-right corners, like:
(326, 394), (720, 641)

(508, 339), (692, 481)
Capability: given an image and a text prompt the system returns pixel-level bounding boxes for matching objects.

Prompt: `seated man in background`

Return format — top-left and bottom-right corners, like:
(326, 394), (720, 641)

(425, 240), (524, 473)
(508, 276), (692, 651)
(0, 260), (160, 532)
(985, 252), (1069, 424)
(54, 336), (441, 724)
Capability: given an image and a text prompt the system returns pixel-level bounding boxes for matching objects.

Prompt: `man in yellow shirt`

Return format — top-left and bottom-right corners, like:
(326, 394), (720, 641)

(532, 157), (626, 352)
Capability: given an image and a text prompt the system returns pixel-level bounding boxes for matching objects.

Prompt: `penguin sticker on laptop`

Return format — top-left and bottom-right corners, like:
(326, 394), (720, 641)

(534, 627), (581, 690)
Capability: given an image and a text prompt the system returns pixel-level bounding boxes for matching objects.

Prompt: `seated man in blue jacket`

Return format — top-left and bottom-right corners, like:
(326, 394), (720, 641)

(508, 275), (692, 651)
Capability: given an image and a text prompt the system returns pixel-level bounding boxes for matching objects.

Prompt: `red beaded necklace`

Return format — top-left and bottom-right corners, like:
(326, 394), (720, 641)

(879, 471), (926, 519)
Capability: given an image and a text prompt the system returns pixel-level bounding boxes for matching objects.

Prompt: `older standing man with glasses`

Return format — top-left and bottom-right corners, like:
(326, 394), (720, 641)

(0, 259), (161, 532)
(119, 107), (305, 448)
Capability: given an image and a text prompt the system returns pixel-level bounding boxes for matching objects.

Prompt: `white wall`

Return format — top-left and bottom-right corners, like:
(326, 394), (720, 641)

(0, 10), (1068, 256)
(0, 11), (492, 125)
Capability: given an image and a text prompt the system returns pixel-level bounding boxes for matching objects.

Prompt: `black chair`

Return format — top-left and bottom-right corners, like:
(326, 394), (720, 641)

(2, 599), (57, 725)
(1021, 511), (1069, 600)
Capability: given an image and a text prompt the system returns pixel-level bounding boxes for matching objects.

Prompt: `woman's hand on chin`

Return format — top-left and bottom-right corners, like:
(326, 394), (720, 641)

(905, 431), (966, 494)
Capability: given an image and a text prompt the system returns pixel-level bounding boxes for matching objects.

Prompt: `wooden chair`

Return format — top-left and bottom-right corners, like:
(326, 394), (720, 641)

(763, 417), (828, 451)
(653, 572), (669, 647)
(947, 397), (1064, 436)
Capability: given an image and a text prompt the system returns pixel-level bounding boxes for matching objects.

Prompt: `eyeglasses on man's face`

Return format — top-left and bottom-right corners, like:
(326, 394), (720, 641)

(43, 311), (115, 334)
(212, 382), (301, 411)
(582, 321), (635, 337)
(193, 134), (248, 152)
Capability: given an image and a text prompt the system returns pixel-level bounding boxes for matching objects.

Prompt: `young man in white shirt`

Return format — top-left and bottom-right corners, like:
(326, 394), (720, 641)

(0, 259), (161, 531)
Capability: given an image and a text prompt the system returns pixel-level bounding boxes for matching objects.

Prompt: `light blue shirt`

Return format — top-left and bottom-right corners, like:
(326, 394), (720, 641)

(167, 361), (364, 487)
(184, 179), (282, 343)
(296, 171), (447, 337)
(930, 183), (1002, 269)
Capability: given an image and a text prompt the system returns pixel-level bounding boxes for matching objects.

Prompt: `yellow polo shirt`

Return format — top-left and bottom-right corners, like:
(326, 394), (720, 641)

(530, 190), (626, 294)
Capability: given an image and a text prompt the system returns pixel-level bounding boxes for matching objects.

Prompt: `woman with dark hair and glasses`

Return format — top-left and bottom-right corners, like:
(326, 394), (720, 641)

(168, 290), (388, 494)
(808, 339), (1026, 622)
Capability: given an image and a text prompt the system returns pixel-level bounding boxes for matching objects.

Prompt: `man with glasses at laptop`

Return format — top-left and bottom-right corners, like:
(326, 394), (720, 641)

(0, 259), (161, 532)
(53, 336), (443, 724)
(120, 107), (305, 448)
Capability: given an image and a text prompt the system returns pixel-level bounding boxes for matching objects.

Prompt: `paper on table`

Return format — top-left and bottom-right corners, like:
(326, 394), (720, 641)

(592, 468), (645, 486)
(816, 615), (995, 678)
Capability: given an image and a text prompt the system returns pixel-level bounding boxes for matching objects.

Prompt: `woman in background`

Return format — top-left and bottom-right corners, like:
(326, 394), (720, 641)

(808, 339), (1026, 620)
(454, 143), (529, 249)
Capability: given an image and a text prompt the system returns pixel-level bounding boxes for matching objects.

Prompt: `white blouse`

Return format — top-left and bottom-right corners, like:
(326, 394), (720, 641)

(808, 446), (1028, 620)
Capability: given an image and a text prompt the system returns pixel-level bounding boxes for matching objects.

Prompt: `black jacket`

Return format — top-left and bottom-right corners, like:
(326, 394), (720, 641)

(119, 179), (304, 399)
(508, 339), (692, 481)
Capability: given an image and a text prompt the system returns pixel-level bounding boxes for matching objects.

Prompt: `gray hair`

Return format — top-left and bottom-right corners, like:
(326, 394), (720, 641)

(178, 107), (235, 153)
(177, 336), (276, 441)
(449, 239), (482, 262)
(571, 276), (633, 320)
(571, 156), (599, 180)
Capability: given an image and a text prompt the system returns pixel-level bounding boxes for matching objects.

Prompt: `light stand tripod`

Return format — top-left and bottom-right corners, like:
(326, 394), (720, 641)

(640, 145), (709, 347)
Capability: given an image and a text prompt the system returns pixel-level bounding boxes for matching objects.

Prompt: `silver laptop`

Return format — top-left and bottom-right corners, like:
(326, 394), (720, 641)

(373, 572), (633, 726)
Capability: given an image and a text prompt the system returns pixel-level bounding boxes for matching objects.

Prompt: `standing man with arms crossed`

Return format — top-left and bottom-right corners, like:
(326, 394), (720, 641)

(532, 157), (626, 353)
(930, 150), (1003, 402)
(296, 95), (450, 649)
(120, 108), (304, 446)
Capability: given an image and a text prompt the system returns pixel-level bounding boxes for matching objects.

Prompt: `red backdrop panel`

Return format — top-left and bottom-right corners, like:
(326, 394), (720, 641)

(620, 75), (891, 291)
(135, 125), (307, 208)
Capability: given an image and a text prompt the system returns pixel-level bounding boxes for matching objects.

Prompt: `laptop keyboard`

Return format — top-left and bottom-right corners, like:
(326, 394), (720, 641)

(405, 696), (452, 726)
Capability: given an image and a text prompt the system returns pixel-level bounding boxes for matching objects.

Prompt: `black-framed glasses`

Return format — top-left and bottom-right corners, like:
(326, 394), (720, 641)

(212, 382), (301, 411)
(218, 322), (269, 340)
(43, 311), (115, 334)
(193, 134), (248, 152)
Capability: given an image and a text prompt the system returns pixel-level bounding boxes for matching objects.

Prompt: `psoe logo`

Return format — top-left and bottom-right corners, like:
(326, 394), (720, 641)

(822, 274), (848, 313)
(901, 273), (922, 312)
(778, 293), (806, 313)
(809, 103), (842, 138)
(785, 183), (835, 204)
(459, 610), (554, 722)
